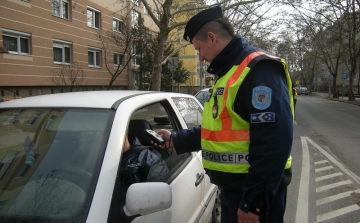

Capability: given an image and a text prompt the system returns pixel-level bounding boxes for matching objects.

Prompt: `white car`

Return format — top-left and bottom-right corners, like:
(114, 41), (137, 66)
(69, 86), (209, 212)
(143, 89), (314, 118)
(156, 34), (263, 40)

(0, 91), (220, 223)
(194, 88), (211, 106)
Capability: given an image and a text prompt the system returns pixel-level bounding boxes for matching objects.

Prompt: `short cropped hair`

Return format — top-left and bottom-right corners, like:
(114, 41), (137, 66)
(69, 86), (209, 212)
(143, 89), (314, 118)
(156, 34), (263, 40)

(195, 18), (235, 42)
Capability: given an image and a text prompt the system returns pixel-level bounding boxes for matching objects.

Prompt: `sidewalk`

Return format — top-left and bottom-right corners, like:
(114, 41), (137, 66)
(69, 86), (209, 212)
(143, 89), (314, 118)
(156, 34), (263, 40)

(312, 92), (360, 106)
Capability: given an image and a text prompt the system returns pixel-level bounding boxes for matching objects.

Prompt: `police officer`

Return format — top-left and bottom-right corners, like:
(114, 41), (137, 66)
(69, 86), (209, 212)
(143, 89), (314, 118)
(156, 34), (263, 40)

(292, 82), (298, 112)
(155, 6), (294, 223)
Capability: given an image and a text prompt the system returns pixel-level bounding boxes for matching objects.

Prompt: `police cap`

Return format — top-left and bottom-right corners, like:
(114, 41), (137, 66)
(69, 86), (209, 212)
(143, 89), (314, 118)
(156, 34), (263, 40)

(183, 6), (223, 43)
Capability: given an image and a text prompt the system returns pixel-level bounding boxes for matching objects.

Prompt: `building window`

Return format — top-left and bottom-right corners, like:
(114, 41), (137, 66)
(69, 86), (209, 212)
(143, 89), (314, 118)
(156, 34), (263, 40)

(88, 47), (101, 67)
(145, 31), (152, 42)
(132, 0), (140, 7)
(131, 10), (139, 27)
(114, 53), (123, 66)
(113, 18), (122, 33)
(144, 6), (148, 15)
(52, 0), (70, 19)
(132, 44), (141, 66)
(53, 40), (71, 64)
(87, 7), (100, 29)
(345, 58), (351, 66)
(2, 28), (30, 55)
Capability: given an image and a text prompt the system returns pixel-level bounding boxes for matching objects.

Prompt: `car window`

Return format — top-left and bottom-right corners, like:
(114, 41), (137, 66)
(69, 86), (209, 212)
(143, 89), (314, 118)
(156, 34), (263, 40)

(196, 91), (207, 100)
(172, 97), (203, 129)
(195, 89), (210, 105)
(127, 101), (191, 181)
(0, 108), (113, 222)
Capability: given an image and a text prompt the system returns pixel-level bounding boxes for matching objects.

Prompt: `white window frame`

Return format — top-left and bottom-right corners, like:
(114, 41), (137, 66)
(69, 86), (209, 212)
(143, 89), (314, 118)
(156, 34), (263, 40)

(144, 6), (148, 15)
(114, 53), (123, 66)
(132, 44), (141, 66)
(52, 0), (70, 19)
(133, 54), (141, 66)
(131, 10), (139, 27)
(87, 6), (101, 29)
(53, 39), (72, 64)
(132, 0), (140, 7)
(112, 18), (123, 33)
(88, 47), (101, 67)
(2, 28), (30, 55)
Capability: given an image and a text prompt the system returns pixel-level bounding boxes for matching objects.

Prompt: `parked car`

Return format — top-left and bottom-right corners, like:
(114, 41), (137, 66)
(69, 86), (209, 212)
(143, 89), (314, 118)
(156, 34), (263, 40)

(297, 87), (310, 95)
(0, 91), (219, 223)
(194, 87), (211, 106)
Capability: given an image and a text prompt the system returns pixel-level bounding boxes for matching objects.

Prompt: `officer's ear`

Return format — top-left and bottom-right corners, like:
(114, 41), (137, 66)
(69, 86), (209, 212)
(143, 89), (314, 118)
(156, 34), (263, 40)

(208, 32), (217, 44)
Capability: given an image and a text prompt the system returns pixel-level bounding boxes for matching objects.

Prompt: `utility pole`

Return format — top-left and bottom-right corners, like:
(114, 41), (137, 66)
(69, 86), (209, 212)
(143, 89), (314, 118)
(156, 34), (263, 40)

(199, 61), (203, 89)
(167, 57), (178, 92)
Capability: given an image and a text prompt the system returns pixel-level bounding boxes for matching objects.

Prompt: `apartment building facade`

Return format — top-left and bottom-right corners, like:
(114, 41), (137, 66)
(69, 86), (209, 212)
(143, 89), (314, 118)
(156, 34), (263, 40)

(0, 0), (158, 99)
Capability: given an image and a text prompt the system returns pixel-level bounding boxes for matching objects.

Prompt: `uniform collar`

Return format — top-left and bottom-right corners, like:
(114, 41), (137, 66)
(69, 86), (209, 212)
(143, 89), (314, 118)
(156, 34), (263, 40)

(207, 34), (249, 77)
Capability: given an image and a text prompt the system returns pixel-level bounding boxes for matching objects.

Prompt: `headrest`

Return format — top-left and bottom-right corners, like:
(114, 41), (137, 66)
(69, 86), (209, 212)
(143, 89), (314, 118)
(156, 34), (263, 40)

(128, 119), (153, 146)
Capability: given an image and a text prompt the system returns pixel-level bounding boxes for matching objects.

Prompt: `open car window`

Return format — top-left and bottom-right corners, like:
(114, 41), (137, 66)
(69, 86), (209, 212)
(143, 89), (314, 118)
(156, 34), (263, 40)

(108, 100), (191, 222)
(126, 101), (191, 182)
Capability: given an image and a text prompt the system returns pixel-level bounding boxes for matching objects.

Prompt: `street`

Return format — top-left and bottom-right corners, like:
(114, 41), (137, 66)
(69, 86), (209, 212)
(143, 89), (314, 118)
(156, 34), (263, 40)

(285, 94), (360, 223)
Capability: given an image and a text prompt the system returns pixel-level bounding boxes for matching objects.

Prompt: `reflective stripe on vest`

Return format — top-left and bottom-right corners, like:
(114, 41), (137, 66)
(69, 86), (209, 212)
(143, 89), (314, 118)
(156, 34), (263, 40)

(201, 51), (293, 173)
(202, 150), (249, 164)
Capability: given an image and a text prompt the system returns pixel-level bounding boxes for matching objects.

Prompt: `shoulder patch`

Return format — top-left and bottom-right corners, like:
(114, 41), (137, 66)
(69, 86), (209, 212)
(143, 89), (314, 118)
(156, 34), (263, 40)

(214, 87), (224, 96)
(251, 112), (275, 123)
(252, 86), (272, 110)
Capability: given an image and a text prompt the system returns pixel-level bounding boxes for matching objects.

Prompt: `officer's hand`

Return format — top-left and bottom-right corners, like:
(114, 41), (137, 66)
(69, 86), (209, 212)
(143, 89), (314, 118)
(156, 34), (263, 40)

(153, 129), (174, 149)
(237, 208), (259, 223)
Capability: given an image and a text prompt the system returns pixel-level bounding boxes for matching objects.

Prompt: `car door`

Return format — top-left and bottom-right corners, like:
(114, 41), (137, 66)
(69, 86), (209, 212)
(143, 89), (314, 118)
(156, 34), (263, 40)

(171, 96), (217, 223)
(106, 94), (206, 223)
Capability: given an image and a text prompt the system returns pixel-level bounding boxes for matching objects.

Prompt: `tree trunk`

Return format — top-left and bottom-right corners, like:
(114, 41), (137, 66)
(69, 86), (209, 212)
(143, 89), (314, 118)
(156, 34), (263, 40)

(332, 78), (338, 98)
(152, 32), (167, 91)
(150, 0), (172, 91)
(348, 72), (355, 101)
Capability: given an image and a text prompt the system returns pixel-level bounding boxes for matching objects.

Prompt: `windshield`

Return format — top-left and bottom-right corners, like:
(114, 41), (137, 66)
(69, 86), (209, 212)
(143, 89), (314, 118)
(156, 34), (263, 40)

(195, 89), (210, 106)
(0, 108), (113, 222)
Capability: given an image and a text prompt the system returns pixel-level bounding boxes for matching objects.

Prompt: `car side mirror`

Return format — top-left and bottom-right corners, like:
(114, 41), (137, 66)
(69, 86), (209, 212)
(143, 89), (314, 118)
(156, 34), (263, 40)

(123, 182), (172, 216)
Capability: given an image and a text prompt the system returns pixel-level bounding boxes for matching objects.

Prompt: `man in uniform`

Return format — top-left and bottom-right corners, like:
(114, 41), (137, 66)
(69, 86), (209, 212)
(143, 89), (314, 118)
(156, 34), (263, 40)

(155, 6), (294, 223)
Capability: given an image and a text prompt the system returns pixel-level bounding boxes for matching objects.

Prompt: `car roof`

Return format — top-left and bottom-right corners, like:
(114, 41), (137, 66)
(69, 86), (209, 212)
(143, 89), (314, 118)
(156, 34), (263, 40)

(196, 88), (211, 94)
(0, 91), (183, 109)
(201, 87), (211, 91)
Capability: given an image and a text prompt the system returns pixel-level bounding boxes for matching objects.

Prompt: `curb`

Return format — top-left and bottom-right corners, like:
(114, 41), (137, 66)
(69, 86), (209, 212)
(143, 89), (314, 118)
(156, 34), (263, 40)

(313, 93), (360, 106)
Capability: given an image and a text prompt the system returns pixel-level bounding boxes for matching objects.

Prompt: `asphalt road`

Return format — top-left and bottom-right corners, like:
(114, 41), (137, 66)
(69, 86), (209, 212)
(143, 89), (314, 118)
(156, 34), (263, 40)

(285, 94), (360, 223)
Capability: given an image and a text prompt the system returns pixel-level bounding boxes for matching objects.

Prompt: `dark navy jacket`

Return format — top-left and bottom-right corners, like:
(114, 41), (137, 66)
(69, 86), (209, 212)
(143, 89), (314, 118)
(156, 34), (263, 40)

(171, 35), (293, 215)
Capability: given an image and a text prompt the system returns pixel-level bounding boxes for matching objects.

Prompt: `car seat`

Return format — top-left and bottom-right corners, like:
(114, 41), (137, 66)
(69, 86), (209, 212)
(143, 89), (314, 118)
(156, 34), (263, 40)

(128, 119), (153, 146)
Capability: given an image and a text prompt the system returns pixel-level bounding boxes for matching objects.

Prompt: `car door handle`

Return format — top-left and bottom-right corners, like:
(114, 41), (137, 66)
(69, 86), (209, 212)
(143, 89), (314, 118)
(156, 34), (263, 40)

(195, 173), (204, 187)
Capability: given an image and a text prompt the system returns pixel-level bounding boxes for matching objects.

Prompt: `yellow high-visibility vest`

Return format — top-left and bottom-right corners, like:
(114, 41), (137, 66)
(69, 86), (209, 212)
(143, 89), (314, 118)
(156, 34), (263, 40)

(201, 51), (293, 173)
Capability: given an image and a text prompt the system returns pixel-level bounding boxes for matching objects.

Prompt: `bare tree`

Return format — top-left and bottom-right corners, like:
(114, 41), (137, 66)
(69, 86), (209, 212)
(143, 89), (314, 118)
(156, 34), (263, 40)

(114, 0), (262, 91)
(97, 11), (134, 89)
(224, 0), (283, 51)
(49, 61), (88, 92)
(328, 0), (360, 100)
(285, 0), (359, 99)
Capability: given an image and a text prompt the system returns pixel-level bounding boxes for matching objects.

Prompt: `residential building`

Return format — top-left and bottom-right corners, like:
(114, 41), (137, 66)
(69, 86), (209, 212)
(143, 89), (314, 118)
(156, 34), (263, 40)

(0, 0), (158, 100)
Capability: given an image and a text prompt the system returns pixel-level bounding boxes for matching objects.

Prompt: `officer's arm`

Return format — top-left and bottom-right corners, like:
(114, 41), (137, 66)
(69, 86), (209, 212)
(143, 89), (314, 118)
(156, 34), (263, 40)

(171, 126), (202, 154)
(235, 60), (293, 216)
